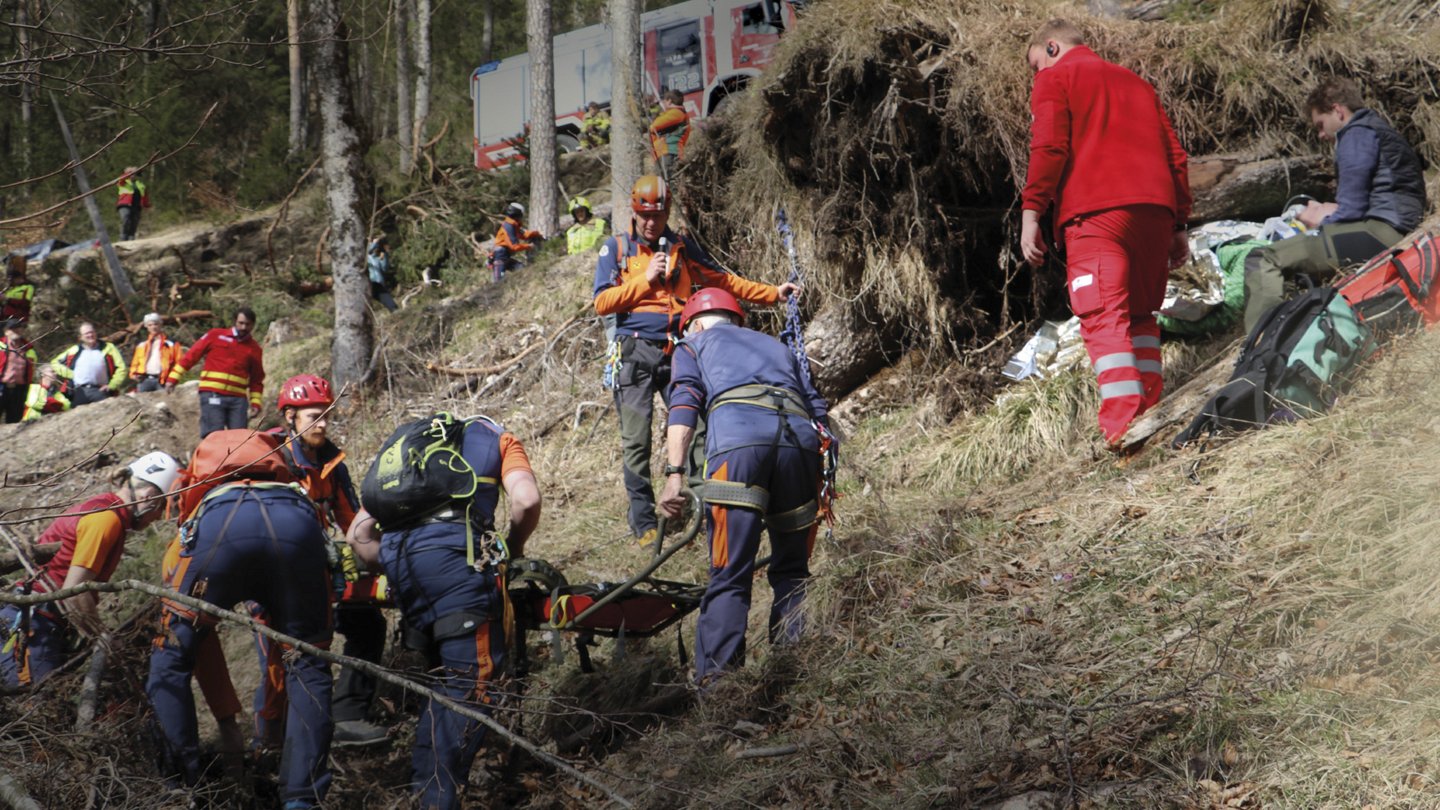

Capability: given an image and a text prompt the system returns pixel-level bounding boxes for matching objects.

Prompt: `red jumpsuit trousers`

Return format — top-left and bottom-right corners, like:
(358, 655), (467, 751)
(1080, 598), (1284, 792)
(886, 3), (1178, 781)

(1062, 204), (1173, 444)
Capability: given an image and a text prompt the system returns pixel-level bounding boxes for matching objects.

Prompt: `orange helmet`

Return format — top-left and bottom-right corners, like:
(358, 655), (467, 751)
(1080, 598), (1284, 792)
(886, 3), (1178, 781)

(680, 287), (745, 333)
(277, 374), (334, 411)
(630, 175), (670, 213)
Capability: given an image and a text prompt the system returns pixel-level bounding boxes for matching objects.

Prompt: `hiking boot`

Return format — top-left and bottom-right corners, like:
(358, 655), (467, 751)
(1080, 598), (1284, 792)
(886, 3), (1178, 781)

(332, 719), (388, 748)
(636, 527), (659, 555)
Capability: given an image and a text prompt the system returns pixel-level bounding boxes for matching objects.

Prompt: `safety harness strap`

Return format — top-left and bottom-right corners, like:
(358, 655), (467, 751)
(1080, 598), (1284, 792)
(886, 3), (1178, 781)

(709, 384), (811, 418)
(701, 479), (770, 512)
(767, 500), (819, 534)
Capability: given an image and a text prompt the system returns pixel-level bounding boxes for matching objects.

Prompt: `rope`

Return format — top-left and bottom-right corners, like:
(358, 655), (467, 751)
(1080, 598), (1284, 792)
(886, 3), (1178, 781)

(774, 206), (839, 529)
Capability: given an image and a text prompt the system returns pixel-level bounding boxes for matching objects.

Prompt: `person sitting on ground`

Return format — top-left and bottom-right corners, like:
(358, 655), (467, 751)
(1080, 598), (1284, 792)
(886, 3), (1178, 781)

(649, 89), (691, 180)
(367, 235), (399, 313)
(51, 321), (127, 405)
(581, 101), (611, 150)
(22, 364), (70, 420)
(658, 288), (830, 682)
(566, 196), (609, 256)
(0, 318), (36, 423)
(1, 452), (179, 687)
(2, 256), (33, 324)
(347, 416), (541, 810)
(490, 202), (543, 282)
(1242, 77), (1428, 330)
(129, 312), (185, 393)
(165, 308), (265, 438)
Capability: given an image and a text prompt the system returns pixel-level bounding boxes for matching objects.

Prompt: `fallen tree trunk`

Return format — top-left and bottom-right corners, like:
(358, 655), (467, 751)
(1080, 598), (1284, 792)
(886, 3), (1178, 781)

(1187, 153), (1331, 223)
(803, 298), (905, 400)
(0, 542), (60, 576)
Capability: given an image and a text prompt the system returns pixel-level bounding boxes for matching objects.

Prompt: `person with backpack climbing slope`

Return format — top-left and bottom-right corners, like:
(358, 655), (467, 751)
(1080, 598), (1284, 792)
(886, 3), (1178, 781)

(649, 89), (691, 180)
(165, 307), (265, 438)
(1, 452), (180, 687)
(594, 174), (799, 550)
(347, 413), (542, 810)
(658, 288), (829, 681)
(148, 430), (336, 810)
(1241, 77), (1428, 331)
(490, 202), (544, 282)
(254, 374), (389, 749)
(1019, 18), (1192, 449)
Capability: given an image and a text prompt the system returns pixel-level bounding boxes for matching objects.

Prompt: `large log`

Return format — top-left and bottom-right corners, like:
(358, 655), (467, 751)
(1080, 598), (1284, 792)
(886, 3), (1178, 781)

(803, 298), (905, 400)
(1188, 153), (1332, 224)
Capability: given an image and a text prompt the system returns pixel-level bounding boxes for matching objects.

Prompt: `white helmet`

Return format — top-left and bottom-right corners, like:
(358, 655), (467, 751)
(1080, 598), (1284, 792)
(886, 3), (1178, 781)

(128, 451), (181, 494)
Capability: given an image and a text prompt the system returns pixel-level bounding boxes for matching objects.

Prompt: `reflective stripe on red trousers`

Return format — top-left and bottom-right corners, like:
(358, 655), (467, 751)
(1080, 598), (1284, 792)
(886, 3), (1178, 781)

(1062, 204), (1174, 443)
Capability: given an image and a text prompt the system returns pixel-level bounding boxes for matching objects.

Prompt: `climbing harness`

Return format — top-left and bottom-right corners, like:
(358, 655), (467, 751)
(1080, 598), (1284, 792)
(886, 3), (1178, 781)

(775, 206), (841, 530)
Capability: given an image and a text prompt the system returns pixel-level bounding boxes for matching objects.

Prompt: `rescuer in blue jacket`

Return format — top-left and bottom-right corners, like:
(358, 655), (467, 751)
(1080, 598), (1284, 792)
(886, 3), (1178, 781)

(347, 416), (542, 810)
(148, 448), (335, 810)
(658, 287), (829, 682)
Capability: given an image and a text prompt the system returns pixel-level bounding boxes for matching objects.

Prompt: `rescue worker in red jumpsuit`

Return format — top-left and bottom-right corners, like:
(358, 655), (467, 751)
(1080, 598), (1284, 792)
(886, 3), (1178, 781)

(1019, 19), (1192, 447)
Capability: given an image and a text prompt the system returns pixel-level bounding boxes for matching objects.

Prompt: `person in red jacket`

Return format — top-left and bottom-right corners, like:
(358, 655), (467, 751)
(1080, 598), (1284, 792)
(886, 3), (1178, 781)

(1019, 19), (1191, 448)
(164, 308), (265, 438)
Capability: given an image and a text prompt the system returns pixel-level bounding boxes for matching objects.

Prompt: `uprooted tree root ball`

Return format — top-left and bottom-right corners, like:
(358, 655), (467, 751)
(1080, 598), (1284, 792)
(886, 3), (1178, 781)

(680, 0), (1440, 402)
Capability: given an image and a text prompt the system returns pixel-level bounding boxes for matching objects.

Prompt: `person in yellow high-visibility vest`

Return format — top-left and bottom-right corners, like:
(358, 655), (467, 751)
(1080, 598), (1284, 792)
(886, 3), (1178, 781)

(565, 197), (608, 255)
(116, 166), (152, 241)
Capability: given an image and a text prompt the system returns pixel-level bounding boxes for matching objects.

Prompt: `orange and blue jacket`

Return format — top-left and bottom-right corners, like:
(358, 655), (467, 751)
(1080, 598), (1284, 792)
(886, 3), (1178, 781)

(129, 333), (185, 381)
(51, 341), (126, 394)
(116, 176), (150, 209)
(592, 227), (780, 342)
(269, 428), (360, 533)
(493, 217), (542, 261)
(649, 106), (691, 159)
(166, 327), (265, 407)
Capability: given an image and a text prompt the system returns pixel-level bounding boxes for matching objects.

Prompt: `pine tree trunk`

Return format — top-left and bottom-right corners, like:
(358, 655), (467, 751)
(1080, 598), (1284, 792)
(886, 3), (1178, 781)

(394, 0), (413, 174)
(527, 0), (558, 236)
(288, 0), (307, 158)
(411, 0), (432, 165)
(312, 0), (374, 393)
(608, 0), (644, 231)
(481, 0), (493, 62)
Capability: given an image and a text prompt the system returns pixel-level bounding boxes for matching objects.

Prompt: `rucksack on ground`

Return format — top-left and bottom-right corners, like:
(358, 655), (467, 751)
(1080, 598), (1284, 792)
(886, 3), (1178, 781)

(1336, 231), (1439, 341)
(361, 413), (478, 531)
(176, 429), (294, 521)
(1173, 285), (1372, 447)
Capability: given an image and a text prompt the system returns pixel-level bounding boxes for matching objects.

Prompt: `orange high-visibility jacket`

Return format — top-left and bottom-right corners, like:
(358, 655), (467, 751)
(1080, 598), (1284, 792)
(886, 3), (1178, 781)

(129, 334), (185, 381)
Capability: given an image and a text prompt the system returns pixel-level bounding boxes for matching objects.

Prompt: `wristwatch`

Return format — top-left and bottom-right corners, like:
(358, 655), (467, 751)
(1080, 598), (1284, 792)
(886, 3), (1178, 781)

(663, 464), (685, 476)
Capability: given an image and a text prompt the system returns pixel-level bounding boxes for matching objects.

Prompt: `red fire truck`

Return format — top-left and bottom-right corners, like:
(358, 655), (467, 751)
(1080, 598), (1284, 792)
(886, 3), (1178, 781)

(471, 0), (802, 170)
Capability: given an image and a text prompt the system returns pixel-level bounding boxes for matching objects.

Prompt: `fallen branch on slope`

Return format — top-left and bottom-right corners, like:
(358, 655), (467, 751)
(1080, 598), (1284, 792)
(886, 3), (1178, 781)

(0, 579), (635, 809)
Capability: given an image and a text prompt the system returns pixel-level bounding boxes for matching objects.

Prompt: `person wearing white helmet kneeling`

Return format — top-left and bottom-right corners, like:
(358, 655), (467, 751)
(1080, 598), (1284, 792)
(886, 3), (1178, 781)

(1, 451), (180, 686)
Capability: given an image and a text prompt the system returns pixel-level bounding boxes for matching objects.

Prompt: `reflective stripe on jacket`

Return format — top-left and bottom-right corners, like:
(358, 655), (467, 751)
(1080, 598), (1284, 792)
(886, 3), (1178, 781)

(129, 335), (185, 380)
(51, 342), (126, 393)
(116, 177), (150, 209)
(167, 327), (265, 406)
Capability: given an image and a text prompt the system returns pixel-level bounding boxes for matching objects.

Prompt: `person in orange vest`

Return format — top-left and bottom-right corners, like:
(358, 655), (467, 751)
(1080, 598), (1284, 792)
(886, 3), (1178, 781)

(165, 308), (265, 438)
(0, 318), (36, 423)
(649, 89), (691, 180)
(2, 452), (180, 687)
(593, 174), (798, 549)
(2, 256), (33, 324)
(51, 321), (127, 405)
(490, 202), (543, 282)
(116, 166), (152, 241)
(129, 312), (185, 393)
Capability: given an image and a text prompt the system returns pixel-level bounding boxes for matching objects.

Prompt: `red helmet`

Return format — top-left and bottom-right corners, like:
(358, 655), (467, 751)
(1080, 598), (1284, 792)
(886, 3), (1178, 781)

(680, 287), (745, 333)
(277, 374), (334, 410)
(630, 175), (670, 213)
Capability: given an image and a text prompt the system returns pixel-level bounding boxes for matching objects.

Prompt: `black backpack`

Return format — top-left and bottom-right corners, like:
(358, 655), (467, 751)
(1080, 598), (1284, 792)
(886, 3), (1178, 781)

(361, 413), (478, 530)
(1172, 286), (1370, 447)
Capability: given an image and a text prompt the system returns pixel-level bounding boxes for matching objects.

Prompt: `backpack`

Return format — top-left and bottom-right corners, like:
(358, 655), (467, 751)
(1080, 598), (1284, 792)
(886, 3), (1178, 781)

(176, 429), (294, 521)
(361, 413), (478, 531)
(1336, 231), (1439, 342)
(1172, 285), (1372, 447)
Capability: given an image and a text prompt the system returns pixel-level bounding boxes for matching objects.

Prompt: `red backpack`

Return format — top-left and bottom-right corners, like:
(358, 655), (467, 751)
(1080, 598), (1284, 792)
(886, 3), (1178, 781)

(1337, 231), (1439, 340)
(175, 429), (294, 521)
